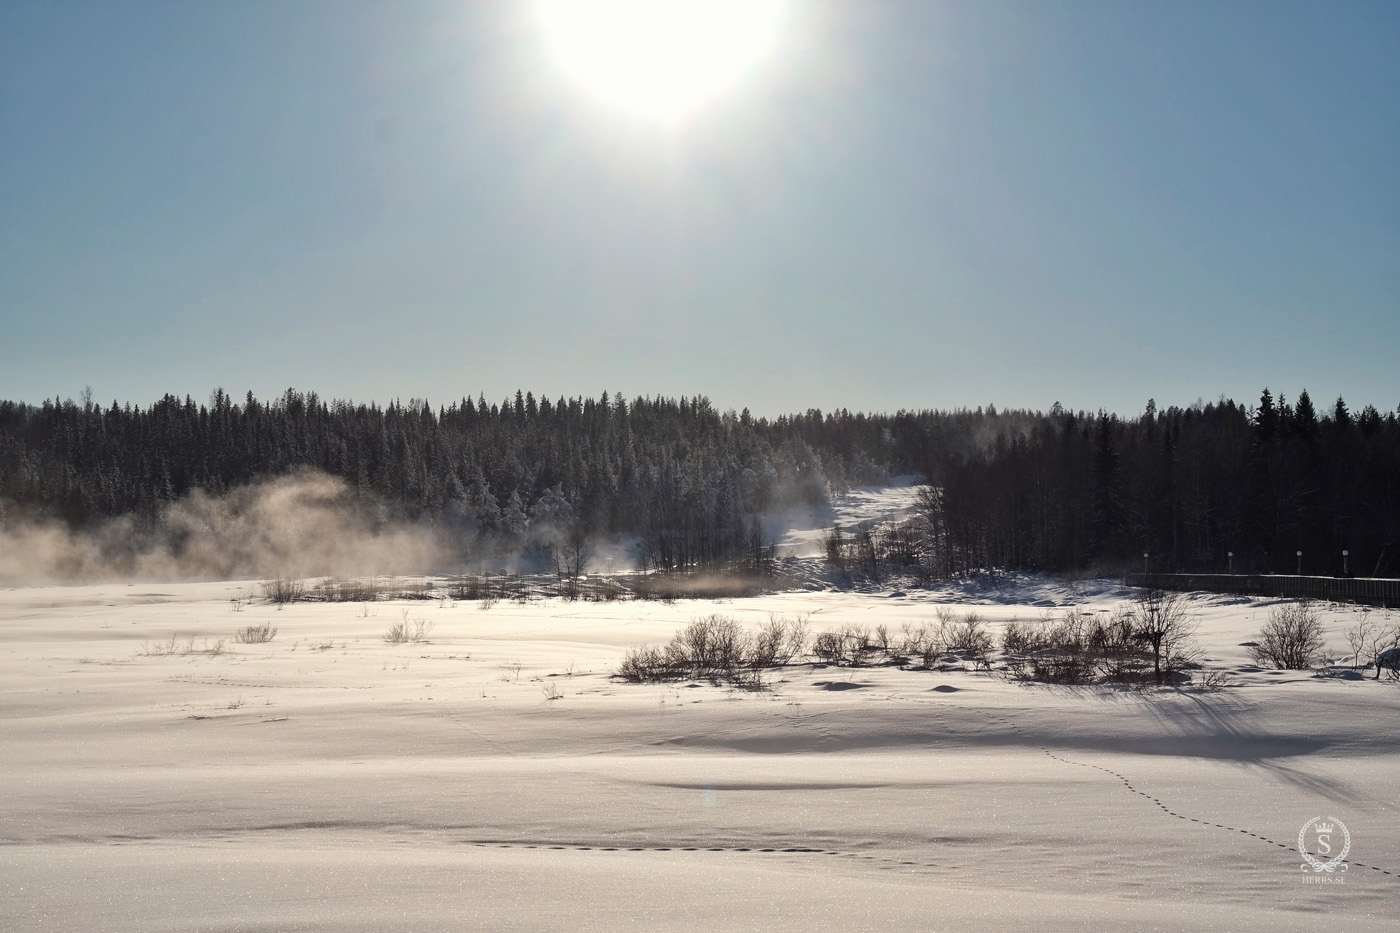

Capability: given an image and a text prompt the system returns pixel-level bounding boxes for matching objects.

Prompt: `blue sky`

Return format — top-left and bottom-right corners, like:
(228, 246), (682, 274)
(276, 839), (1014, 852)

(2, 1), (1396, 416)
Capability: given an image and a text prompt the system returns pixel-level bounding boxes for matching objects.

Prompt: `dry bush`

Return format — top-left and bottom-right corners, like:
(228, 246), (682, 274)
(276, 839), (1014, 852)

(618, 645), (671, 682)
(750, 614), (808, 668)
(1249, 602), (1326, 670)
(617, 614), (803, 685)
(383, 610), (434, 645)
(943, 612), (993, 669)
(1000, 618), (1037, 655)
(1189, 669), (1235, 691)
(315, 576), (383, 602)
(261, 577), (305, 604)
(137, 635), (227, 657)
(784, 614), (810, 660)
(812, 630), (845, 664)
(841, 624), (874, 667)
(806, 624), (899, 668)
(898, 621), (934, 660)
(666, 614), (748, 677)
(449, 574), (486, 601)
(1344, 612), (1400, 671)
(233, 621), (277, 644)
(1003, 607), (1157, 685)
(1090, 608), (1141, 680)
(139, 634), (194, 657)
(446, 573), (506, 608)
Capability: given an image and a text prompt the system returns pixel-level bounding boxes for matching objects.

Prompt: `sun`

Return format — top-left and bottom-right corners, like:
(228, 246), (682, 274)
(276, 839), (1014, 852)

(536, 0), (787, 119)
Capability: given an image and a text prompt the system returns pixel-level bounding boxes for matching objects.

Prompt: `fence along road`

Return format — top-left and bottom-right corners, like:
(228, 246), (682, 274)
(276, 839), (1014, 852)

(1125, 573), (1400, 608)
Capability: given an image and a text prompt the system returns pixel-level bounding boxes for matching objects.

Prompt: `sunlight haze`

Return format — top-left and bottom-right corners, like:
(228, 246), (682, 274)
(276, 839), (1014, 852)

(537, 0), (788, 119)
(1, 0), (1396, 416)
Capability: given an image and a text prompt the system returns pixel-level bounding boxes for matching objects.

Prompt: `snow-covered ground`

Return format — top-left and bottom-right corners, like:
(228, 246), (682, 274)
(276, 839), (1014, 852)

(767, 475), (924, 558)
(3, 575), (1399, 931)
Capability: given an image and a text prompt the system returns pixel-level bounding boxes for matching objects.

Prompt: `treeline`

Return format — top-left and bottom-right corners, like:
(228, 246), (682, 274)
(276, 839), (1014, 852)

(2, 387), (1397, 578)
(921, 392), (1400, 578)
(0, 388), (899, 570)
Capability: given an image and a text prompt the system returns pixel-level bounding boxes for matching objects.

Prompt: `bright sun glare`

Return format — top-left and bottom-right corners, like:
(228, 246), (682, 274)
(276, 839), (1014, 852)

(537, 0), (787, 118)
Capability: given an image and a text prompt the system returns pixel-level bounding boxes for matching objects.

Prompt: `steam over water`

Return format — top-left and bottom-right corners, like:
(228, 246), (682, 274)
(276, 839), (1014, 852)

(0, 470), (448, 583)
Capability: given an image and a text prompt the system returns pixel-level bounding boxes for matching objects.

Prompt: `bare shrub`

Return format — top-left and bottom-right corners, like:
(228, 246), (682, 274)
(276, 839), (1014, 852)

(315, 576), (383, 603)
(918, 635), (946, 670)
(898, 621), (933, 660)
(666, 614), (747, 678)
(751, 615), (807, 668)
(782, 614), (809, 662)
(618, 615), (806, 684)
(812, 630), (845, 664)
(139, 634), (193, 657)
(618, 645), (672, 682)
(1001, 618), (1038, 656)
(261, 577), (305, 604)
(343, 577), (383, 602)
(1189, 669), (1235, 692)
(842, 624), (873, 667)
(233, 621), (277, 644)
(1344, 612), (1400, 671)
(383, 609), (434, 645)
(944, 612), (993, 669)
(1002, 607), (1155, 685)
(1249, 602), (1326, 670)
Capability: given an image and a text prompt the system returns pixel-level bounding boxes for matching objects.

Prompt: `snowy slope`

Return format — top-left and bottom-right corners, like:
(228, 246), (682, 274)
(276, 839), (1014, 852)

(766, 475), (924, 559)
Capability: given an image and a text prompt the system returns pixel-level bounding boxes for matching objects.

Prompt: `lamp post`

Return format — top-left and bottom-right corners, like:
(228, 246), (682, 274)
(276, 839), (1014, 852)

(1296, 550), (1303, 575)
(1342, 550), (1349, 577)
(1228, 551), (1234, 575)
(1143, 552), (1149, 574)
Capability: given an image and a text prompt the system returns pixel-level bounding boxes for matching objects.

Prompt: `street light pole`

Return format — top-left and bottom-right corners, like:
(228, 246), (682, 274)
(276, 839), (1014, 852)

(1228, 551), (1233, 575)
(1296, 550), (1303, 575)
(1343, 549), (1349, 577)
(1143, 552), (1149, 575)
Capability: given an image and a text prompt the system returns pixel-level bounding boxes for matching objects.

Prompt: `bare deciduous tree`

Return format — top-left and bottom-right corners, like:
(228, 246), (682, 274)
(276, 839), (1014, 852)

(1132, 587), (1200, 684)
(553, 514), (592, 596)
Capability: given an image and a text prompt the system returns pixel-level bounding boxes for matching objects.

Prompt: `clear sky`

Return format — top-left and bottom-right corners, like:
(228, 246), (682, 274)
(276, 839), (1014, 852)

(2, 1), (1397, 417)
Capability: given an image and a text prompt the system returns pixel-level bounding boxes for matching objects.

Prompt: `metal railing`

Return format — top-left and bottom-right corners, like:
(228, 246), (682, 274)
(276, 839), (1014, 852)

(1124, 572), (1400, 608)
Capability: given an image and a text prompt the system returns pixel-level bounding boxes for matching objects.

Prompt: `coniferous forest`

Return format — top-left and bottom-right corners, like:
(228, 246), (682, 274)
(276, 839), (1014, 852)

(0, 387), (1397, 578)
